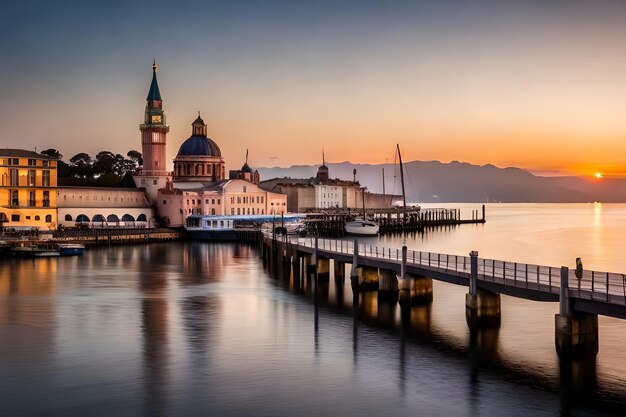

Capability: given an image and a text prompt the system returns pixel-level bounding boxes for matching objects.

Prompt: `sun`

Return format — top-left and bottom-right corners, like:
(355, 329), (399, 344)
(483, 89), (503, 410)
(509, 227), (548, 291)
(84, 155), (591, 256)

(595, 172), (603, 179)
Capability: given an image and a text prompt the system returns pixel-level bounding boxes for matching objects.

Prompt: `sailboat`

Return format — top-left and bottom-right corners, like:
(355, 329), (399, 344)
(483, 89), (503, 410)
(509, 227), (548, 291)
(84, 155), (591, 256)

(345, 187), (379, 236)
(344, 144), (407, 236)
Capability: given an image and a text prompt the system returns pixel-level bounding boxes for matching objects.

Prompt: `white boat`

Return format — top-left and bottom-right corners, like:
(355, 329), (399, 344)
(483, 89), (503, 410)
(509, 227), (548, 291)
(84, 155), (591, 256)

(345, 219), (379, 236)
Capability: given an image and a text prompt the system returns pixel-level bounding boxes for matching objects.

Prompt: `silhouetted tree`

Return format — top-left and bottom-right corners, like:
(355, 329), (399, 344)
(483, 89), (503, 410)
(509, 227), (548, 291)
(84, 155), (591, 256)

(69, 153), (93, 178)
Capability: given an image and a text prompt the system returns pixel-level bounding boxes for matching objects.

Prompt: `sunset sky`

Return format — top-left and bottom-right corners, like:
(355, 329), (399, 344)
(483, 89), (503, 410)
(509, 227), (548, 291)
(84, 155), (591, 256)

(2, 0), (626, 176)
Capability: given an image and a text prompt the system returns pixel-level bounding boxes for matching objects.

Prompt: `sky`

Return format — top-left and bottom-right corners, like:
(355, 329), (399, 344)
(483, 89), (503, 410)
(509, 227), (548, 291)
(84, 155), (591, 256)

(2, 0), (626, 177)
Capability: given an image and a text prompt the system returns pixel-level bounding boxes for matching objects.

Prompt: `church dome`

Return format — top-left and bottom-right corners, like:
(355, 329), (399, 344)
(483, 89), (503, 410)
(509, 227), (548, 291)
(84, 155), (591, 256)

(177, 136), (222, 157)
(176, 113), (222, 157)
(241, 162), (252, 173)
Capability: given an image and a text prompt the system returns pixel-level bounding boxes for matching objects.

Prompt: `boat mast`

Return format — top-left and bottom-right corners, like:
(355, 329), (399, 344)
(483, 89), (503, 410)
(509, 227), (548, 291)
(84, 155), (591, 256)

(397, 144), (407, 210)
(362, 187), (366, 219)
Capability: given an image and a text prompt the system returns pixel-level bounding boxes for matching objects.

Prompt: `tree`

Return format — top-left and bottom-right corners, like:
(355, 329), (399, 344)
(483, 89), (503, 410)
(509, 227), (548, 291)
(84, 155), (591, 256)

(93, 151), (116, 176)
(40, 149), (63, 160)
(127, 150), (143, 169)
(69, 153), (93, 178)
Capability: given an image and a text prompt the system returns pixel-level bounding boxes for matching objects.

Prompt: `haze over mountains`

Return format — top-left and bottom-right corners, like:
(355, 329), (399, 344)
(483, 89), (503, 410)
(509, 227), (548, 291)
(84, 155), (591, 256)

(258, 161), (626, 203)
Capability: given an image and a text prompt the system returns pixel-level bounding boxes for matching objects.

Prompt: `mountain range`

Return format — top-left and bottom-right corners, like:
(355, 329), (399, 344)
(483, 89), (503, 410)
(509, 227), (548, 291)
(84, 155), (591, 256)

(257, 161), (626, 203)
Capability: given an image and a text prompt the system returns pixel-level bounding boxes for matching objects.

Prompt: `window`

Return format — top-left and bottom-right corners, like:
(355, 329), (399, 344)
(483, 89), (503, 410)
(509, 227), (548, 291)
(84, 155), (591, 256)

(42, 160), (49, 167)
(163, 200), (166, 205)
(153, 180), (157, 185)
(230, 208), (235, 215)
(237, 208), (240, 215)
(35, 215), (40, 221)
(43, 191), (50, 207)
(28, 159), (36, 166)
(260, 197), (264, 203)
(205, 199), (209, 204)
(218, 199), (221, 205)
(8, 158), (18, 165)
(141, 179), (146, 186)
(243, 186), (247, 193)
(28, 169), (36, 185)
(11, 214), (20, 222)
(237, 197), (241, 204)
(26, 216), (31, 220)
(192, 199), (195, 205)
(9, 169), (18, 186)
(29, 191), (36, 207)
(45, 215), (52, 223)
(211, 208), (216, 215)
(211, 199), (215, 204)
(65, 214), (72, 221)
(230, 197), (234, 204)
(10, 190), (18, 207)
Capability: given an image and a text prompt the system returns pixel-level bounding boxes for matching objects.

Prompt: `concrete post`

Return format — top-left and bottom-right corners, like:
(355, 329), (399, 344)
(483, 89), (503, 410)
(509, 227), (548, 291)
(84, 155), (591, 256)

(316, 258), (330, 283)
(469, 251), (478, 295)
(555, 266), (598, 359)
(335, 261), (346, 284)
(378, 268), (399, 301)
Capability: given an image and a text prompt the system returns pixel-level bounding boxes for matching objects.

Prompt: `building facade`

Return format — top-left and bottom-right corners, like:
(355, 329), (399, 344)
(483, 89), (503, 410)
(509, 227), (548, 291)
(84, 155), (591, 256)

(0, 149), (57, 230)
(56, 187), (153, 228)
(154, 116), (287, 227)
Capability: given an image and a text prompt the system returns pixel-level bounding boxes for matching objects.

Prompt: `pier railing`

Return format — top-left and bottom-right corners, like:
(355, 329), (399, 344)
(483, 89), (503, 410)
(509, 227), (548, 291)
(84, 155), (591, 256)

(268, 233), (626, 306)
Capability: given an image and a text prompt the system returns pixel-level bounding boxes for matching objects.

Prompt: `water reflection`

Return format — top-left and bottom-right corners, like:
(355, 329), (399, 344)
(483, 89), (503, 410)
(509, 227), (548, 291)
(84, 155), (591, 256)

(267, 253), (620, 416)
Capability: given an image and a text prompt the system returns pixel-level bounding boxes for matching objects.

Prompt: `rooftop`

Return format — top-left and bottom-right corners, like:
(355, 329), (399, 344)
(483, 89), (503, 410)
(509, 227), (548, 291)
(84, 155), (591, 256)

(0, 149), (54, 159)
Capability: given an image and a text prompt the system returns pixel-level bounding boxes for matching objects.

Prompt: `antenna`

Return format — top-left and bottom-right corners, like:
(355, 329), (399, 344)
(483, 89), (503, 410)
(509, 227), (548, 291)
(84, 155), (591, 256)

(246, 149), (249, 164)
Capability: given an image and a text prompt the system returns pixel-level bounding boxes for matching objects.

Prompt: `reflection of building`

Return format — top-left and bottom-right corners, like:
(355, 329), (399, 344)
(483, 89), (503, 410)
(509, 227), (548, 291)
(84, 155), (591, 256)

(0, 149), (57, 230)
(56, 187), (153, 228)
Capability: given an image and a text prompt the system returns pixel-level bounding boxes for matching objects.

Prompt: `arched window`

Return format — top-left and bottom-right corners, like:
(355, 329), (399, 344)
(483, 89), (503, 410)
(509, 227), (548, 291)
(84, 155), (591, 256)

(76, 214), (90, 223)
(107, 214), (120, 223)
(45, 215), (52, 223)
(0, 213), (8, 223)
(92, 214), (106, 223)
(122, 214), (135, 222)
(137, 214), (147, 222)
(65, 214), (73, 221)
(35, 215), (40, 221)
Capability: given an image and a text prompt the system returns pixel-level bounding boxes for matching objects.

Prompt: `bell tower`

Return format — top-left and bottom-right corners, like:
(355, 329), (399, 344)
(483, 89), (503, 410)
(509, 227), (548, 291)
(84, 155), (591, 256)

(134, 61), (171, 205)
(140, 61), (169, 175)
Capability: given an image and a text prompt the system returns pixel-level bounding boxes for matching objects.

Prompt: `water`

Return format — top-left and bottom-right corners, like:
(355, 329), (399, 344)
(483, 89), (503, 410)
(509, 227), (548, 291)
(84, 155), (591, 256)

(1, 203), (625, 416)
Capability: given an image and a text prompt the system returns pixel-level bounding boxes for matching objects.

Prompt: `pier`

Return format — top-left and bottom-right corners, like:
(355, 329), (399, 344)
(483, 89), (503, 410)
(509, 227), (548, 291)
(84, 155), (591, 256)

(304, 205), (486, 236)
(261, 233), (626, 359)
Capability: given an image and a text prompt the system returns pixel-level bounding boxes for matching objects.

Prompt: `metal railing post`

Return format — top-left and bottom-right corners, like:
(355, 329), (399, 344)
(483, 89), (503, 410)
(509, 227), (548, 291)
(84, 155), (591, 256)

(559, 266), (570, 315)
(469, 251), (478, 295)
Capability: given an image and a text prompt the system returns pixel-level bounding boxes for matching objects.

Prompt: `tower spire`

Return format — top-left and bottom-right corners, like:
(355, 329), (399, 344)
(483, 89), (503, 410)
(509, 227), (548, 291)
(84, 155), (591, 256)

(322, 149), (325, 166)
(246, 149), (249, 164)
(147, 61), (162, 101)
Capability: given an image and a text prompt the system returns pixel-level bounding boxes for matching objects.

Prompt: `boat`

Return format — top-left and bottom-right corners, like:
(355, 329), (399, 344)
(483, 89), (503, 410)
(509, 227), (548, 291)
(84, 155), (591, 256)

(345, 189), (380, 235)
(56, 243), (86, 256)
(345, 219), (379, 236)
(186, 214), (306, 241)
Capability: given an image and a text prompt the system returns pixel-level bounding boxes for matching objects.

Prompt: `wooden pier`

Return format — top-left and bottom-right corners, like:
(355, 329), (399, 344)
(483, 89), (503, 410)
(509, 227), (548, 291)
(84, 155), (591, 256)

(261, 233), (626, 360)
(304, 205), (486, 236)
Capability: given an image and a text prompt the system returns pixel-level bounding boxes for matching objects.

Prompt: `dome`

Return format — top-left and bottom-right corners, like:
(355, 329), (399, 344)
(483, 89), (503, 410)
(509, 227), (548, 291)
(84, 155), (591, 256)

(177, 136), (222, 157)
(241, 162), (252, 173)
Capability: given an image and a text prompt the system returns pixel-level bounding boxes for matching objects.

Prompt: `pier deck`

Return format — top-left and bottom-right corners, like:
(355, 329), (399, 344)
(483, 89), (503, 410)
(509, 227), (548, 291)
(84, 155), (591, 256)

(266, 234), (626, 320)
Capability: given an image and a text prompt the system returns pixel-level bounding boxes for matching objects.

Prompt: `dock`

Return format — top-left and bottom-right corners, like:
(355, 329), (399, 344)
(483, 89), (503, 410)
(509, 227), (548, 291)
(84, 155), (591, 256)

(261, 233), (626, 360)
(304, 205), (486, 236)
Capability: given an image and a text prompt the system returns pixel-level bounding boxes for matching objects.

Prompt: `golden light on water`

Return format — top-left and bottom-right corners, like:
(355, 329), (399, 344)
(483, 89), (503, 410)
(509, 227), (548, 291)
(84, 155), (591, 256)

(595, 172), (604, 179)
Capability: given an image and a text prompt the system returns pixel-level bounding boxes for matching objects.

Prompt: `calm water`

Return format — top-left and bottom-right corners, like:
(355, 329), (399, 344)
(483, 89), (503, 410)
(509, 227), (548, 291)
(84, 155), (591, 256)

(1, 203), (625, 416)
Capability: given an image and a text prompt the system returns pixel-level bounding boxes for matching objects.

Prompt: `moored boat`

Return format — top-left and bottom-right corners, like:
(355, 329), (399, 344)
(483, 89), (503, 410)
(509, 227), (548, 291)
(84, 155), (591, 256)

(345, 219), (379, 236)
(56, 243), (86, 256)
